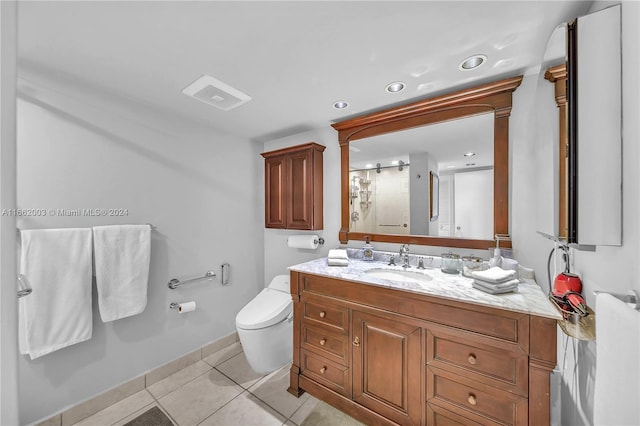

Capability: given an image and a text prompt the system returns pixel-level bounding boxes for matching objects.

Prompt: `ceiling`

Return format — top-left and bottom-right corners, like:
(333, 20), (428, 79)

(16, 1), (592, 144)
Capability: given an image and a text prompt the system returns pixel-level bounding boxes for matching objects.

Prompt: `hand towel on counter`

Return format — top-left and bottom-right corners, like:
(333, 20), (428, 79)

(19, 228), (93, 359)
(471, 267), (517, 284)
(328, 249), (349, 266)
(472, 279), (519, 294)
(93, 224), (151, 322)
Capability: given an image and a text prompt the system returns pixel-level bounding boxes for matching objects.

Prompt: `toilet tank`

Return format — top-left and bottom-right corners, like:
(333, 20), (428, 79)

(268, 275), (290, 293)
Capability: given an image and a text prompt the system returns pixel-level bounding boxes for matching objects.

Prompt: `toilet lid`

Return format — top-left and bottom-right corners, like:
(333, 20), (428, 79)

(236, 288), (292, 330)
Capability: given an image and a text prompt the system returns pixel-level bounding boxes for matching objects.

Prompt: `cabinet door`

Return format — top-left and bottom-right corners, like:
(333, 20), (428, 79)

(286, 149), (313, 229)
(265, 155), (286, 228)
(352, 310), (422, 426)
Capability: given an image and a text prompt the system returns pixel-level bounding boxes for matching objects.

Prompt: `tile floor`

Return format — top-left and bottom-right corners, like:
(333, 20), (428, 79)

(70, 342), (359, 426)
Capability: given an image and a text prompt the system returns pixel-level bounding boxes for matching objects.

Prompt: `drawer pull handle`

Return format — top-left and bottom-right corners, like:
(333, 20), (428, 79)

(353, 336), (360, 347)
(467, 354), (477, 365)
(468, 394), (477, 406)
(320, 339), (327, 346)
(319, 311), (326, 318)
(320, 367), (327, 374)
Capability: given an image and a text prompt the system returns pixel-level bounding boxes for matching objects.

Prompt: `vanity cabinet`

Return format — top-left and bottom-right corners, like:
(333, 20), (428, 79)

(262, 143), (325, 230)
(288, 271), (557, 426)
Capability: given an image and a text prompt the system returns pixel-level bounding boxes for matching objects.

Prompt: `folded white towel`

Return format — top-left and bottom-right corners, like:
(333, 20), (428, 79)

(328, 249), (349, 260)
(472, 280), (518, 294)
(93, 225), (151, 322)
(19, 228), (93, 359)
(328, 258), (349, 267)
(471, 267), (517, 283)
(473, 278), (520, 289)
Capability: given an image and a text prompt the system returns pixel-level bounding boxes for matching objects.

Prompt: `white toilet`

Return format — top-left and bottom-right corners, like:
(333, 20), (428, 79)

(235, 275), (293, 374)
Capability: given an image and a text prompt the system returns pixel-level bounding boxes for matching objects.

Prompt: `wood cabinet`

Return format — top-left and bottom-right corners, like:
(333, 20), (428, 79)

(262, 143), (325, 230)
(288, 271), (557, 426)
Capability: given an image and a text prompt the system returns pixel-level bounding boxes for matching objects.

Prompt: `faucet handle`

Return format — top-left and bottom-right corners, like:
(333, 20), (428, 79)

(388, 255), (396, 266)
(417, 257), (425, 269)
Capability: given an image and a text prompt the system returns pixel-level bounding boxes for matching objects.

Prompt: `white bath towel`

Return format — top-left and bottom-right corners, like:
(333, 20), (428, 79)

(328, 249), (349, 260)
(93, 225), (151, 322)
(594, 293), (640, 426)
(328, 258), (349, 267)
(471, 266), (517, 283)
(19, 228), (93, 359)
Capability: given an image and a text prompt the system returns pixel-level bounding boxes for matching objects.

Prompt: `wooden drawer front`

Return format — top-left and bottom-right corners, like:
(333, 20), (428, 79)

(427, 326), (528, 397)
(302, 322), (348, 364)
(302, 294), (348, 333)
(427, 367), (528, 426)
(301, 350), (350, 397)
(427, 403), (492, 426)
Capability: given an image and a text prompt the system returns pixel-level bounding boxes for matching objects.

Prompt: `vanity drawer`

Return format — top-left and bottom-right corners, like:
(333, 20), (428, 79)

(426, 325), (528, 396)
(301, 350), (350, 397)
(301, 293), (348, 333)
(427, 366), (528, 426)
(427, 403), (492, 426)
(302, 322), (349, 364)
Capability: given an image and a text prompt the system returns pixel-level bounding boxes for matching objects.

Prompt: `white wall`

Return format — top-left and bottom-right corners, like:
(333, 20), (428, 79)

(0, 2), (19, 425)
(16, 69), (264, 424)
(522, 2), (640, 425)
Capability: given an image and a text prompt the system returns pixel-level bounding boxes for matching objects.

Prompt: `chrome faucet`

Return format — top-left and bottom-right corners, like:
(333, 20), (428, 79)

(399, 244), (410, 268)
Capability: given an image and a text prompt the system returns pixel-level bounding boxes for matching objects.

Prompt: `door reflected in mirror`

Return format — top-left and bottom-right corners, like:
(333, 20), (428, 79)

(348, 113), (494, 240)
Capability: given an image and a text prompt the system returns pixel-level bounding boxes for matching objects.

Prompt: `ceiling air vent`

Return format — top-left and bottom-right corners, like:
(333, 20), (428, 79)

(182, 75), (251, 111)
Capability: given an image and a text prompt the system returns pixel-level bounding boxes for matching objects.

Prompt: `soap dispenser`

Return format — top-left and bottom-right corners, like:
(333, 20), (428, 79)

(363, 236), (374, 261)
(488, 237), (503, 268)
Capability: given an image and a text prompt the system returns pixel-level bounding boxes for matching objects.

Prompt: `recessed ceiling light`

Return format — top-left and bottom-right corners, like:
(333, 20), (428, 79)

(463, 152), (476, 157)
(391, 160), (399, 165)
(385, 81), (406, 93)
(447, 165), (456, 169)
(459, 55), (487, 71)
(333, 100), (349, 109)
(365, 163), (373, 168)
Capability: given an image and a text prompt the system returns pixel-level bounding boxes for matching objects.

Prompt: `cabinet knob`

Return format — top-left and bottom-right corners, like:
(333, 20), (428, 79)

(353, 336), (360, 347)
(467, 354), (477, 365)
(319, 311), (326, 318)
(320, 367), (327, 374)
(468, 394), (477, 406)
(320, 338), (327, 346)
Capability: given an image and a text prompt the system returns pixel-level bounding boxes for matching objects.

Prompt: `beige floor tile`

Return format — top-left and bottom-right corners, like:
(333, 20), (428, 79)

(297, 401), (364, 426)
(202, 341), (243, 367)
(35, 414), (61, 426)
(71, 390), (154, 426)
(215, 351), (265, 389)
(288, 396), (319, 426)
(158, 369), (243, 426)
(147, 360), (212, 399)
(249, 365), (310, 418)
(199, 391), (286, 426)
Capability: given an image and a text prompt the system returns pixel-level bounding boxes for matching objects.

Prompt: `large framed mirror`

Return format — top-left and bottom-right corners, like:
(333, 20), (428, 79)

(333, 75), (523, 250)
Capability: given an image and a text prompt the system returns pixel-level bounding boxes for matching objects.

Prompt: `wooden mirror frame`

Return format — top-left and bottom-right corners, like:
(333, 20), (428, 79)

(332, 75), (523, 249)
(544, 64), (568, 241)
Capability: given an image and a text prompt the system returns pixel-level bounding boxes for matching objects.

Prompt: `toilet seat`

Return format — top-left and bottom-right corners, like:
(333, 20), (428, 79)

(236, 288), (292, 330)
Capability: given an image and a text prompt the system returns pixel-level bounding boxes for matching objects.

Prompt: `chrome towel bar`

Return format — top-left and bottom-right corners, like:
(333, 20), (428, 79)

(168, 270), (216, 289)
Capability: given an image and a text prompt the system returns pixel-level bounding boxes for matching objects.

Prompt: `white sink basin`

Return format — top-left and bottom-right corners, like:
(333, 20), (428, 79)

(364, 268), (433, 284)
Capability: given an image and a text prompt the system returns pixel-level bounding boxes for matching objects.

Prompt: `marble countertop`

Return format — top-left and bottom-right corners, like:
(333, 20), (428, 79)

(289, 254), (562, 320)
